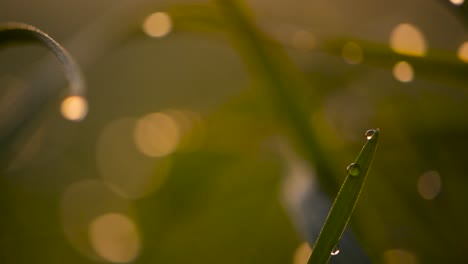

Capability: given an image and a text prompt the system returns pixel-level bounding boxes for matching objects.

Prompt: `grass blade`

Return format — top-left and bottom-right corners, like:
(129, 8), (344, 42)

(0, 22), (86, 168)
(322, 38), (468, 88)
(0, 22), (85, 96)
(167, 4), (224, 33)
(213, 0), (340, 197)
(308, 129), (380, 264)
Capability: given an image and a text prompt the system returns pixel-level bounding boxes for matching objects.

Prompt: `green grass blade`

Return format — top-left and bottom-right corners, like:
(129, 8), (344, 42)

(0, 22), (85, 96)
(308, 129), (380, 264)
(212, 0), (340, 196)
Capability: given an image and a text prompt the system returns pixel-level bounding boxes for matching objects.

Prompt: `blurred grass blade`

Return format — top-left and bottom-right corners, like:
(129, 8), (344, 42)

(0, 22), (85, 95)
(167, 4), (224, 33)
(308, 129), (380, 264)
(323, 38), (468, 88)
(213, 0), (340, 196)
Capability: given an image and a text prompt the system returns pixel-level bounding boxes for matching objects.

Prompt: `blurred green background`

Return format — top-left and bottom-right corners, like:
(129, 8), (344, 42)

(1, 0), (468, 263)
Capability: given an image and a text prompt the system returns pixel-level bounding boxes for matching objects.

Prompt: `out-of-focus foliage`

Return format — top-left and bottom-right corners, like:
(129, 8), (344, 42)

(1, 0), (468, 264)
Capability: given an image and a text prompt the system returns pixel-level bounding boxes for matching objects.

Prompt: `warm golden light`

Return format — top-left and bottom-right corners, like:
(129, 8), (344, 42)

(341, 42), (363, 64)
(60, 180), (132, 261)
(134, 112), (180, 157)
(292, 30), (316, 51)
(97, 118), (171, 199)
(390, 23), (427, 56)
(393, 61), (414, 82)
(417, 170), (441, 200)
(457, 41), (468, 62)
(89, 213), (141, 263)
(165, 110), (205, 152)
(293, 242), (312, 264)
(143, 12), (172, 38)
(450, 0), (464, 5)
(61, 95), (88, 121)
(383, 249), (417, 264)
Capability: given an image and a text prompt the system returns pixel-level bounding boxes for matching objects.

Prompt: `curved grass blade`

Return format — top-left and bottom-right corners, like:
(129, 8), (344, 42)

(308, 129), (380, 264)
(0, 22), (85, 96)
(0, 22), (86, 168)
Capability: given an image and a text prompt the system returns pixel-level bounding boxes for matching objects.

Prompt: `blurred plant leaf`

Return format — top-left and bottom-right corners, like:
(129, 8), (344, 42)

(137, 150), (299, 264)
(167, 3), (224, 33)
(212, 0), (342, 199)
(322, 38), (468, 88)
(135, 92), (298, 264)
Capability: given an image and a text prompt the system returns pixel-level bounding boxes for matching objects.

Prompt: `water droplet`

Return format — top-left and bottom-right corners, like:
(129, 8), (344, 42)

(331, 244), (340, 256)
(347, 163), (360, 176)
(365, 129), (376, 140)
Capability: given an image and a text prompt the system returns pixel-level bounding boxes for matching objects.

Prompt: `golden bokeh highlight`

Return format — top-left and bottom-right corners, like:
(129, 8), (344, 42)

(393, 61), (414, 83)
(383, 249), (417, 264)
(450, 0), (465, 5)
(143, 12), (172, 38)
(341, 42), (363, 64)
(417, 170), (442, 200)
(390, 23), (427, 57)
(292, 30), (316, 51)
(60, 180), (132, 261)
(166, 110), (205, 152)
(293, 242), (312, 264)
(89, 213), (141, 263)
(134, 112), (181, 157)
(61, 95), (88, 121)
(457, 41), (468, 62)
(97, 118), (171, 199)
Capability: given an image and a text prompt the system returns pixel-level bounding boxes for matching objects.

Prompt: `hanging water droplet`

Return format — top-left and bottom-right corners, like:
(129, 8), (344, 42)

(347, 163), (360, 176)
(365, 129), (376, 140)
(331, 244), (340, 256)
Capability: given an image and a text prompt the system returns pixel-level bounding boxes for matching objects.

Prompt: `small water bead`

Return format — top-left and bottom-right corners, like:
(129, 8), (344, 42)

(347, 163), (360, 176)
(331, 244), (340, 256)
(365, 129), (376, 140)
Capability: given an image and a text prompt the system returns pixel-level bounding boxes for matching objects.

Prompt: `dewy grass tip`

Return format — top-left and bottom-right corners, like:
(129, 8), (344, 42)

(307, 128), (380, 264)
